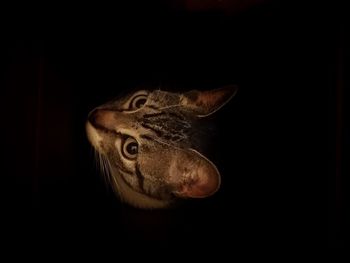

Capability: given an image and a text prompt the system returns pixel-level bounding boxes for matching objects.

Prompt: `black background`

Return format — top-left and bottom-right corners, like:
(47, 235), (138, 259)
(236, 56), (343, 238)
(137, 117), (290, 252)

(1, 1), (346, 250)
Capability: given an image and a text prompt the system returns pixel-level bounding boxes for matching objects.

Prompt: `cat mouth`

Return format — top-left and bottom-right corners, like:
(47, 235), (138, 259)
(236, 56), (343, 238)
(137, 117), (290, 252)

(86, 121), (104, 153)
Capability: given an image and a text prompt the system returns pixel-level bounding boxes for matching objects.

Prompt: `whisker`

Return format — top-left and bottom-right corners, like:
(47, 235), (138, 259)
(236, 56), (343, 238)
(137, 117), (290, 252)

(102, 155), (111, 184)
(104, 157), (122, 199)
(91, 147), (97, 170)
(101, 153), (109, 187)
(95, 151), (107, 188)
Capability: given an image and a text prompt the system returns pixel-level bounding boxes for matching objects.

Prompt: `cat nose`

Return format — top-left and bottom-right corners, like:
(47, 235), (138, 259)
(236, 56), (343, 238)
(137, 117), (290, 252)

(88, 109), (99, 126)
(88, 108), (117, 130)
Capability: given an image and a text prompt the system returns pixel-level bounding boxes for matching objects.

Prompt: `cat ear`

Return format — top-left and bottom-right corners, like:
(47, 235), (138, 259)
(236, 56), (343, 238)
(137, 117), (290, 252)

(181, 85), (238, 117)
(169, 149), (221, 198)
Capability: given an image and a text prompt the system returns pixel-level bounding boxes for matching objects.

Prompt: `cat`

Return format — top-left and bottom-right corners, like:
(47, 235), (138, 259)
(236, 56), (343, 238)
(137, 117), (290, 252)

(86, 85), (238, 209)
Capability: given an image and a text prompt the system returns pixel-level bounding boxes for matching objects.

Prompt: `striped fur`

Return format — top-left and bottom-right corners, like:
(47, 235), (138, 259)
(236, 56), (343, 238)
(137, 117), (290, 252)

(86, 86), (237, 209)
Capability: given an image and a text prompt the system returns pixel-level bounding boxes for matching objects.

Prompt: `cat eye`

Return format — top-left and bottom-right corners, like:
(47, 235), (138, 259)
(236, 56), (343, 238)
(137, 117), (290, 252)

(130, 95), (148, 110)
(122, 137), (139, 160)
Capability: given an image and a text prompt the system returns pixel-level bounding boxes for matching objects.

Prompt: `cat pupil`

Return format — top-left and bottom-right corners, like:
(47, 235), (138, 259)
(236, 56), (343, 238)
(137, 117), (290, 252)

(122, 137), (139, 159)
(135, 98), (146, 108)
(130, 95), (148, 110)
(126, 142), (138, 155)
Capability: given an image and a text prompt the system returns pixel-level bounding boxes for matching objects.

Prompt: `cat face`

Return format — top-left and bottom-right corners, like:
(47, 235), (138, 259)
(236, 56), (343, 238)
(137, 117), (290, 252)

(86, 86), (237, 209)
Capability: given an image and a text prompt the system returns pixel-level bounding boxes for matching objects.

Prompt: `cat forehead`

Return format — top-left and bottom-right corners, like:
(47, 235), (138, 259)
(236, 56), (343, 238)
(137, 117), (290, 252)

(148, 90), (181, 105)
(117, 89), (180, 105)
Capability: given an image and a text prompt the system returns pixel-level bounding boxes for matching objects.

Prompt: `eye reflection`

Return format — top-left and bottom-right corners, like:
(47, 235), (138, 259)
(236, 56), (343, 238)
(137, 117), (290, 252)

(130, 95), (147, 110)
(122, 137), (138, 160)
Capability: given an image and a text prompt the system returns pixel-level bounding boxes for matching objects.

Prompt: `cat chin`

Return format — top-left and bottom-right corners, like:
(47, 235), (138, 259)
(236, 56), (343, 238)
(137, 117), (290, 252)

(86, 121), (104, 153)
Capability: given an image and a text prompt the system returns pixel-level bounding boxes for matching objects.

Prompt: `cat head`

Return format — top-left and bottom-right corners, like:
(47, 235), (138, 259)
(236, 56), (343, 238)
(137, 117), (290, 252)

(86, 85), (238, 209)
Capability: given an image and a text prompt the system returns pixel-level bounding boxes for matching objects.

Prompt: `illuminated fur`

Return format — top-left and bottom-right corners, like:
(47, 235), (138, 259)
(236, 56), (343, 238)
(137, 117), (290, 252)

(86, 86), (237, 209)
